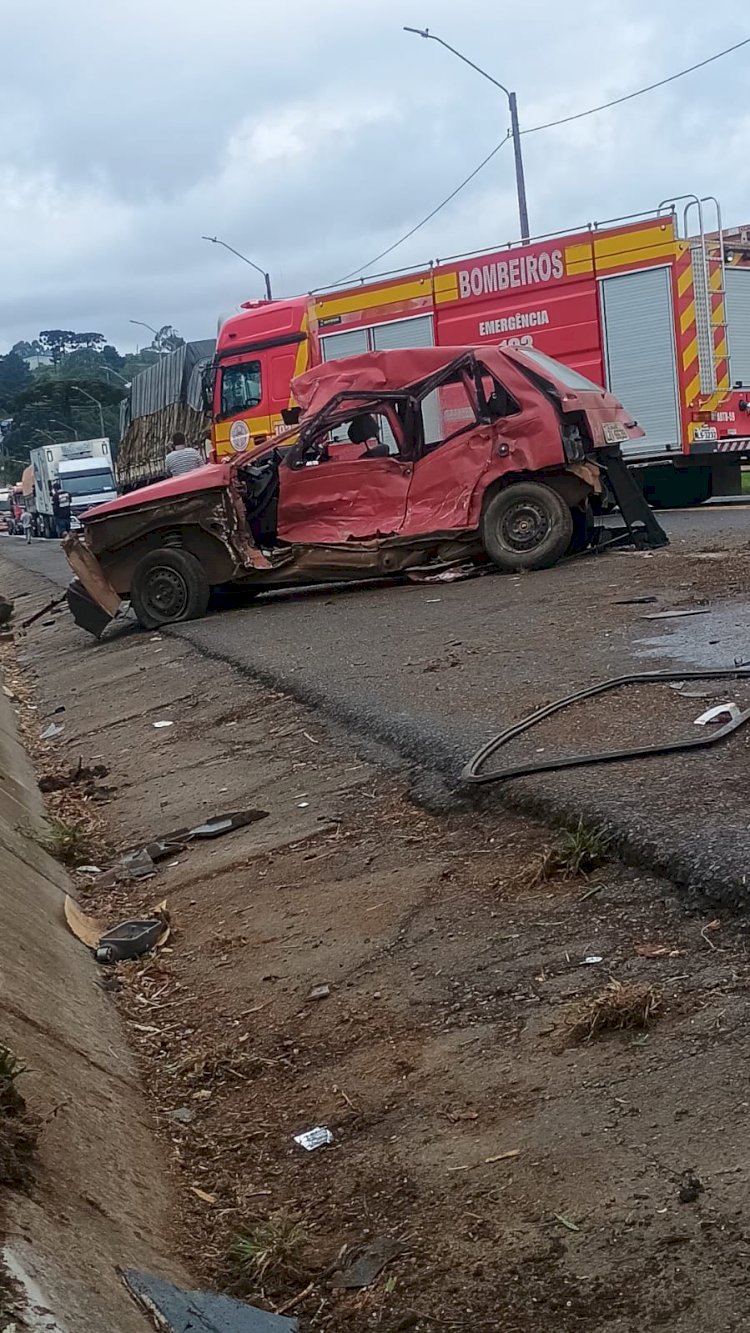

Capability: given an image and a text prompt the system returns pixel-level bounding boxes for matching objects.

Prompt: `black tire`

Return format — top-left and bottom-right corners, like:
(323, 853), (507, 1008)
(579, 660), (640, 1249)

(130, 548), (210, 629)
(481, 481), (574, 572)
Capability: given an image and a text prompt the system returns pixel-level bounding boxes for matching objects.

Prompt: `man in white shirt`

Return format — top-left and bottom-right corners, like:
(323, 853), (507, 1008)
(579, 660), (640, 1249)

(164, 432), (204, 478)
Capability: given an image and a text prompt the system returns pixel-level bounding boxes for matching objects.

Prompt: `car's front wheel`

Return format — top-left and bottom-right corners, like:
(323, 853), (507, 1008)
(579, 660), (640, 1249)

(130, 548), (210, 628)
(481, 481), (574, 572)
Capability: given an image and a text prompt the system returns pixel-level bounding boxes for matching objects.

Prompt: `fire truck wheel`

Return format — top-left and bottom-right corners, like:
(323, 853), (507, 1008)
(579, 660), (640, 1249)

(131, 548), (210, 628)
(481, 482), (574, 571)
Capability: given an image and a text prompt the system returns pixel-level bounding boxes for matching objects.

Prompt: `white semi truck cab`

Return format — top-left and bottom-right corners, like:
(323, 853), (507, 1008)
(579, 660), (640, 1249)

(30, 438), (117, 536)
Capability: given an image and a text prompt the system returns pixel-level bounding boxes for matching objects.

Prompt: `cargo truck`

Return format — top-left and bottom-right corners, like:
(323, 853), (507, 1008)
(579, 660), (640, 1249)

(30, 438), (116, 537)
(206, 194), (750, 508)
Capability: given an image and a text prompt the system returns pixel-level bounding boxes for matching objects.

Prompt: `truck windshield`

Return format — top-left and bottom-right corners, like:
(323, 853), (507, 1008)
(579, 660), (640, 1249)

(63, 469), (115, 497)
(220, 361), (262, 418)
(512, 347), (603, 393)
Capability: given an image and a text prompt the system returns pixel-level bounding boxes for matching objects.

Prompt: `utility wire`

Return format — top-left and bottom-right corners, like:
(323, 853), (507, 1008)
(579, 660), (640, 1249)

(335, 134), (510, 283)
(338, 36), (749, 281)
(522, 35), (750, 134)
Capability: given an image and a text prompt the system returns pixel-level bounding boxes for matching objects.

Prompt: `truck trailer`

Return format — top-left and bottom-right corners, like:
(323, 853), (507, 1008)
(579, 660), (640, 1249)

(207, 195), (750, 507)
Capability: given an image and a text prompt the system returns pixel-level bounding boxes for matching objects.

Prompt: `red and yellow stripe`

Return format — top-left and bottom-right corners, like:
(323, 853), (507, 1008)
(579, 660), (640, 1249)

(675, 243), (701, 407)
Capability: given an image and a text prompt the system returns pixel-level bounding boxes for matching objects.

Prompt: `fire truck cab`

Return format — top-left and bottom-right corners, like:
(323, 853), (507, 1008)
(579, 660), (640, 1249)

(210, 195), (750, 508)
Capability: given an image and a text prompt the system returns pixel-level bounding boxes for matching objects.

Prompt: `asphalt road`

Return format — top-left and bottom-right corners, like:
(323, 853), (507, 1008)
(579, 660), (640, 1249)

(4, 506), (750, 902)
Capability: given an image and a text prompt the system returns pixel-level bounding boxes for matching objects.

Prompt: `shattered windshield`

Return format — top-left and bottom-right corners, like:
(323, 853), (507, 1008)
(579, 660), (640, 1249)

(220, 361), (262, 418)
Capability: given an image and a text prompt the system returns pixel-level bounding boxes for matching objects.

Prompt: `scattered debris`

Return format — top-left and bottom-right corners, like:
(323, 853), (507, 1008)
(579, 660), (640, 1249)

(191, 1186), (218, 1204)
(563, 980), (660, 1044)
(95, 915), (169, 964)
(40, 722), (64, 740)
(167, 1106), (195, 1125)
(581, 955), (604, 966)
(613, 595), (658, 605)
(123, 1270), (298, 1332)
(293, 1126), (333, 1151)
(64, 894), (169, 961)
(108, 810), (268, 884)
(678, 1171), (704, 1204)
(694, 703), (741, 726)
(307, 984), (330, 1002)
(19, 592), (66, 629)
(554, 1213), (581, 1233)
(332, 1236), (403, 1289)
(642, 608), (710, 620)
(152, 719), (174, 729)
(39, 759), (109, 795)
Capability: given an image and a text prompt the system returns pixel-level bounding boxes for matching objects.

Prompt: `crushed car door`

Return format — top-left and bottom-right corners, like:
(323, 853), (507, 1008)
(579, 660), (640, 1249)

(277, 406), (412, 543)
(402, 364), (497, 535)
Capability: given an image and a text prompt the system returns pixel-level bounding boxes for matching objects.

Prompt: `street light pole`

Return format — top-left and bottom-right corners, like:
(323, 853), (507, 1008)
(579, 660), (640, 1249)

(129, 318), (160, 338)
(71, 386), (105, 438)
(202, 236), (273, 300)
(403, 26), (530, 242)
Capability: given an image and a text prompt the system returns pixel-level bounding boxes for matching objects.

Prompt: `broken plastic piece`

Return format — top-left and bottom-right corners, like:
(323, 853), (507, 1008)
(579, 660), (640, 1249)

(294, 1126), (333, 1151)
(582, 955), (604, 965)
(694, 703), (741, 726)
(119, 847), (157, 879)
(123, 1270), (298, 1331)
(153, 719), (174, 729)
(40, 722), (64, 740)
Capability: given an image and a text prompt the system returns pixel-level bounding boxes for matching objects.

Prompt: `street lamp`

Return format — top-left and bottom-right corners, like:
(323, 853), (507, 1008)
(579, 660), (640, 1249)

(404, 26), (530, 242)
(71, 385), (105, 437)
(29, 411), (79, 439)
(202, 236), (273, 300)
(129, 318), (160, 338)
(99, 365), (131, 387)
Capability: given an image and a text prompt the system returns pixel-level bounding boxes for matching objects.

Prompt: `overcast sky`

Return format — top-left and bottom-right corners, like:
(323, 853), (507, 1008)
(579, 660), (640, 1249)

(0, 0), (748, 353)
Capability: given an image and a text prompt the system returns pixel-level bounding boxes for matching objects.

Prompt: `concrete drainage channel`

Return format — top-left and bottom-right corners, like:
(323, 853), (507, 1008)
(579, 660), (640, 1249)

(0, 684), (297, 1331)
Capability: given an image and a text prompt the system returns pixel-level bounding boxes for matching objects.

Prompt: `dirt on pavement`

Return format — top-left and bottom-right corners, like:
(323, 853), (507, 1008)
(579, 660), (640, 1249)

(5, 553), (750, 1332)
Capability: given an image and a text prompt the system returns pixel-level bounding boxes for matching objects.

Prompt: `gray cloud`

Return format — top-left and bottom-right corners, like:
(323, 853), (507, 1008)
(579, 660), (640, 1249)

(0, 0), (747, 351)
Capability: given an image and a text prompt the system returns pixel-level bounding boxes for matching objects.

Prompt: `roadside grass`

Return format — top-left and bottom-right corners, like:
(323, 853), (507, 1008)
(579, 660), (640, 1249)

(532, 818), (611, 885)
(230, 1212), (309, 1297)
(40, 816), (96, 867)
(563, 980), (660, 1044)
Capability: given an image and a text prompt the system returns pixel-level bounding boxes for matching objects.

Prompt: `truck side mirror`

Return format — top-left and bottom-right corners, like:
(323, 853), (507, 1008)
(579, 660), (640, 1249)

(201, 365), (216, 414)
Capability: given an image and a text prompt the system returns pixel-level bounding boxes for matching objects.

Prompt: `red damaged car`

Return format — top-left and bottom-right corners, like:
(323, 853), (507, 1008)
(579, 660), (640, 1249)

(63, 344), (666, 636)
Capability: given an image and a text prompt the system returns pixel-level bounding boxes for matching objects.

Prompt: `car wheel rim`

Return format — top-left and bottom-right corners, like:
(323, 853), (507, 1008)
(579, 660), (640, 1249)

(500, 501), (550, 553)
(143, 567), (189, 620)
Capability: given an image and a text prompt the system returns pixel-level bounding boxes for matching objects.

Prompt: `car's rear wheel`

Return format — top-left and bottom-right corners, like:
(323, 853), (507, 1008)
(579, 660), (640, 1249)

(130, 548), (210, 628)
(481, 481), (574, 572)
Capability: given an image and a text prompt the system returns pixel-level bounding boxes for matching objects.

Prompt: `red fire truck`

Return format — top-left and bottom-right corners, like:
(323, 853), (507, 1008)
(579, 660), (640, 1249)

(210, 195), (750, 507)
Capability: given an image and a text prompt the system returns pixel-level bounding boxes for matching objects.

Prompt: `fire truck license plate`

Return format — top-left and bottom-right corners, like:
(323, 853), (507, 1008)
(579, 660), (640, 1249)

(693, 426), (718, 441)
(602, 422), (629, 444)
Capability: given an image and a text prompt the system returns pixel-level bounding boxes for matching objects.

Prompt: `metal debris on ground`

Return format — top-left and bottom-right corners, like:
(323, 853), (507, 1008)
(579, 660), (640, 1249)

(642, 608), (710, 620)
(613, 595), (658, 605)
(293, 1126), (333, 1151)
(693, 703), (741, 726)
(307, 984), (330, 1001)
(111, 810), (269, 882)
(64, 894), (169, 962)
(331, 1236), (404, 1289)
(95, 917), (168, 964)
(123, 1270), (298, 1332)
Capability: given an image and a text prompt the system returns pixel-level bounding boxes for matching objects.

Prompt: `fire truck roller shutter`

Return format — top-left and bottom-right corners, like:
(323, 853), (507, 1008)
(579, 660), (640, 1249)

(725, 267), (750, 389)
(319, 314), (440, 448)
(600, 267), (680, 458)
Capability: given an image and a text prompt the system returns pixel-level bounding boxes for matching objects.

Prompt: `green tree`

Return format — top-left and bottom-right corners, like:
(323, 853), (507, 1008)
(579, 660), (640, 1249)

(152, 324), (185, 354)
(0, 352), (31, 412)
